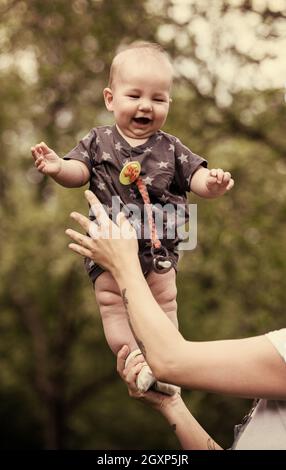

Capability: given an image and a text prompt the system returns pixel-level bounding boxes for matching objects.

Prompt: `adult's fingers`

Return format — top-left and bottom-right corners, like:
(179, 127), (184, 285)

(116, 212), (137, 240)
(117, 345), (130, 379)
(85, 190), (110, 227)
(68, 243), (92, 259)
(88, 221), (100, 240)
(69, 211), (91, 232)
(85, 189), (100, 205)
(69, 213), (99, 240)
(65, 228), (94, 249)
(116, 212), (125, 226)
(125, 363), (144, 390)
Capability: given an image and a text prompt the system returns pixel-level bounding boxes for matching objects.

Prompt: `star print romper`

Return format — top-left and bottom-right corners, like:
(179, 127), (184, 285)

(64, 125), (207, 282)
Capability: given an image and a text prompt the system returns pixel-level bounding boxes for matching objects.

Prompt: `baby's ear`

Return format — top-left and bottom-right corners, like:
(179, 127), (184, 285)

(103, 88), (114, 111)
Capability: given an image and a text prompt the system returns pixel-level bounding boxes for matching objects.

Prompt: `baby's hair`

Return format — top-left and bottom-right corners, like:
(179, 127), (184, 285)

(118, 41), (167, 55)
(108, 41), (172, 88)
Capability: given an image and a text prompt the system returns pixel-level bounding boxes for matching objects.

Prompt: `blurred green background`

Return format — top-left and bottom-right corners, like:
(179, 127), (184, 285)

(0, 0), (285, 449)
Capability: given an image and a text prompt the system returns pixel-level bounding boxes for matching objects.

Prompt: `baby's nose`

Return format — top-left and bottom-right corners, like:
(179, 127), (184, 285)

(138, 100), (152, 111)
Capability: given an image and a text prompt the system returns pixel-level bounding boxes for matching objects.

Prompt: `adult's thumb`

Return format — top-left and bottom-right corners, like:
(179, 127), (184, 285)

(116, 211), (128, 227)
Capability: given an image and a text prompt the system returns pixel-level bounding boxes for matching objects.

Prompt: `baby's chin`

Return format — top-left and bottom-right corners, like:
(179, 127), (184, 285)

(131, 128), (155, 137)
(129, 123), (160, 138)
(116, 123), (159, 141)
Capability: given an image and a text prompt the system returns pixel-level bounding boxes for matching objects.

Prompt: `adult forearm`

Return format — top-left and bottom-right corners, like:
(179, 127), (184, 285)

(113, 262), (186, 378)
(160, 397), (222, 450)
(113, 265), (286, 397)
(52, 160), (89, 187)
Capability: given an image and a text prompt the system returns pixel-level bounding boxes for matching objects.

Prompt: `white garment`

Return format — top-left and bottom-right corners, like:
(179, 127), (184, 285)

(232, 328), (286, 450)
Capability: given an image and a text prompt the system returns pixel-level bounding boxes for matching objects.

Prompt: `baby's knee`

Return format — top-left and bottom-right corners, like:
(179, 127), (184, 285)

(96, 288), (122, 312)
(148, 273), (178, 316)
(155, 289), (178, 321)
(152, 280), (177, 305)
(94, 273), (122, 311)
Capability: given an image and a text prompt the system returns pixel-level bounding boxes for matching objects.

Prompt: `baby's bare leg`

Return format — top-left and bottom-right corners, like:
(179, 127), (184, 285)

(146, 268), (178, 329)
(95, 272), (157, 391)
(94, 271), (138, 354)
(145, 268), (180, 395)
(96, 269), (179, 394)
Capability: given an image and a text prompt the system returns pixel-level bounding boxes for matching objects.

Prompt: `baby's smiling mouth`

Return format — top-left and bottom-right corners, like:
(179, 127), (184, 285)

(133, 117), (152, 125)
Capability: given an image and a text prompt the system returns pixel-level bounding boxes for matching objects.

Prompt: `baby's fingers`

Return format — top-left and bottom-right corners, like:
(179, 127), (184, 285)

(215, 168), (224, 184)
(34, 144), (44, 154)
(37, 162), (46, 173)
(33, 142), (51, 155)
(34, 155), (46, 172)
(226, 178), (234, 191)
(221, 171), (231, 186)
(35, 155), (43, 166)
(117, 346), (130, 379)
(31, 147), (41, 162)
(206, 175), (218, 187)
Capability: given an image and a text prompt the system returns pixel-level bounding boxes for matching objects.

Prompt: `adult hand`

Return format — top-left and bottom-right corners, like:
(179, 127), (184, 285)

(117, 345), (180, 411)
(65, 190), (139, 275)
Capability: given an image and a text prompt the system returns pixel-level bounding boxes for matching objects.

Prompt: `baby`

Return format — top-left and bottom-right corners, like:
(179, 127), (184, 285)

(31, 42), (234, 394)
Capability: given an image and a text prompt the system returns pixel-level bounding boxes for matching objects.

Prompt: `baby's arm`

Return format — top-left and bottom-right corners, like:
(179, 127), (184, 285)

(190, 166), (234, 198)
(31, 141), (90, 188)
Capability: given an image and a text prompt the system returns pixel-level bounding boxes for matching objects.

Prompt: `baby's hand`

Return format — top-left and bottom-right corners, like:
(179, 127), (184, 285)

(31, 142), (62, 176)
(206, 168), (234, 196)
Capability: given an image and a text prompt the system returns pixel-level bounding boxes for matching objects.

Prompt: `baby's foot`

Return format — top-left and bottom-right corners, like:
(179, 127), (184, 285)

(125, 349), (180, 395)
(153, 381), (181, 396)
(125, 349), (156, 392)
(137, 364), (157, 392)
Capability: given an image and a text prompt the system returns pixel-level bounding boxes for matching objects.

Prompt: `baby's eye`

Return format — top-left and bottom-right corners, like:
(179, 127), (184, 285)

(128, 95), (139, 99)
(153, 98), (166, 102)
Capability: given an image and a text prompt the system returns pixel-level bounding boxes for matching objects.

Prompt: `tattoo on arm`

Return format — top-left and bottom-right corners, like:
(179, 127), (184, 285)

(122, 287), (135, 334)
(207, 437), (217, 450)
(122, 288), (129, 312)
(137, 339), (146, 357)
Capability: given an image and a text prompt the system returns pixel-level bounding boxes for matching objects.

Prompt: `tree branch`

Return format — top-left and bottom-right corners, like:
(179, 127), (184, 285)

(67, 373), (117, 412)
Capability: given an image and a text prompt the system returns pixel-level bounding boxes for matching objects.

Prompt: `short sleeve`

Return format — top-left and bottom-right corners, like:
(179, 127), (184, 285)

(63, 129), (97, 174)
(265, 329), (286, 363)
(173, 138), (207, 193)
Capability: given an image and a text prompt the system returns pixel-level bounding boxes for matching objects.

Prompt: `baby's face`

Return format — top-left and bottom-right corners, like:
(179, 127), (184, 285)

(105, 53), (172, 140)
